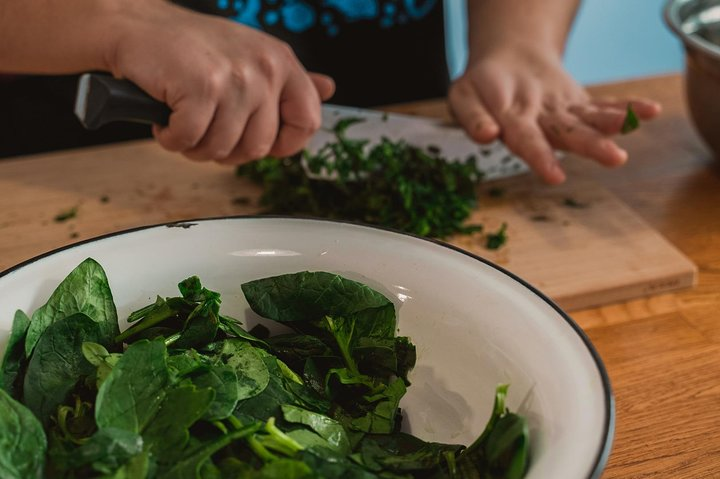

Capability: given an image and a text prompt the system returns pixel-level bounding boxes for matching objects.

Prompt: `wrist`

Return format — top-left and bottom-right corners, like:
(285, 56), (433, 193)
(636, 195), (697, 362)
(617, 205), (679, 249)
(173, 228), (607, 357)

(467, 38), (563, 68)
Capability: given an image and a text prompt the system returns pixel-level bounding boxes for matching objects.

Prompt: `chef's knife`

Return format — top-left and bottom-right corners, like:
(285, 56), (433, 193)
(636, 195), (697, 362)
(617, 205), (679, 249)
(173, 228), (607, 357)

(74, 73), (529, 180)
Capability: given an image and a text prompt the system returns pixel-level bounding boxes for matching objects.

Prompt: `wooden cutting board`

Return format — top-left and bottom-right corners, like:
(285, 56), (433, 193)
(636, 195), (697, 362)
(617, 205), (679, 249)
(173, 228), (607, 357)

(0, 141), (697, 311)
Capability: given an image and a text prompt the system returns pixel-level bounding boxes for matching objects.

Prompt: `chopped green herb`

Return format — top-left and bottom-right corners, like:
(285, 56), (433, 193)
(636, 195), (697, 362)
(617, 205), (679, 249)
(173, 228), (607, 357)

(563, 197), (588, 209)
(70, 232), (79, 239)
(0, 259), (529, 478)
(486, 223), (508, 250)
(237, 118), (485, 239)
(232, 196), (251, 206)
(381, 112), (389, 122)
(488, 187), (506, 198)
(531, 215), (551, 222)
(100, 196), (110, 204)
(621, 104), (640, 134)
(54, 207), (77, 223)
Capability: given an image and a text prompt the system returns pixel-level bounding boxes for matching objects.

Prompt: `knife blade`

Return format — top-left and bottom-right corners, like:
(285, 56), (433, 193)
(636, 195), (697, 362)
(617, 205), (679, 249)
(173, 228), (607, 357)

(74, 73), (529, 180)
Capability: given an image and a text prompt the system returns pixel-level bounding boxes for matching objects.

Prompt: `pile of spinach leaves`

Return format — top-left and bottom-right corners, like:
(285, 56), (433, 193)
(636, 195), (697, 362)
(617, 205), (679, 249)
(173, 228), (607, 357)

(237, 118), (485, 239)
(0, 258), (529, 478)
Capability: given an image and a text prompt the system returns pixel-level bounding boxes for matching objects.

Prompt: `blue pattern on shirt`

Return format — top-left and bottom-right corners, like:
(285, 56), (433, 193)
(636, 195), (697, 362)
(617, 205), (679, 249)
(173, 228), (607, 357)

(222, 0), (438, 34)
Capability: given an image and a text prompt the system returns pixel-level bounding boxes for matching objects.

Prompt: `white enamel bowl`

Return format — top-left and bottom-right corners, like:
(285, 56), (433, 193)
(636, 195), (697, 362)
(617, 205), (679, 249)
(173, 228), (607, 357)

(0, 217), (613, 478)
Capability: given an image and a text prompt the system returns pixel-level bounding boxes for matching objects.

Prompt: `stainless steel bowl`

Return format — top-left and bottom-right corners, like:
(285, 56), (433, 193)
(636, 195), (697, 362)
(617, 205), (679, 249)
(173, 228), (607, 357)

(665, 0), (720, 157)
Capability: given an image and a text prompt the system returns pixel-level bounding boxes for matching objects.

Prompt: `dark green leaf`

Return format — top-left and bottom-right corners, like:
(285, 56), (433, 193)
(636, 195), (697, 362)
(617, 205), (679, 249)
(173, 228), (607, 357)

(484, 413), (530, 479)
(242, 272), (393, 326)
(282, 404), (351, 455)
(214, 339), (270, 400)
(0, 388), (46, 479)
(0, 310), (31, 398)
(190, 363), (240, 421)
(95, 339), (172, 432)
(25, 258), (119, 356)
(23, 313), (102, 424)
(143, 384), (214, 460)
(158, 423), (260, 479)
(59, 427), (143, 474)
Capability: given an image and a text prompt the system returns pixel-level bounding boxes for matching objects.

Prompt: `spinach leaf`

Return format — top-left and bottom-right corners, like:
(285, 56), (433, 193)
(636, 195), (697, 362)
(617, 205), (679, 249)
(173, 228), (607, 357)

(158, 423), (261, 479)
(23, 313), (102, 424)
(142, 384), (214, 461)
(25, 258), (118, 357)
(56, 427), (143, 475)
(213, 339), (270, 400)
(298, 448), (380, 479)
(282, 404), (350, 455)
(82, 342), (122, 389)
(257, 458), (313, 478)
(190, 363), (240, 421)
(95, 339), (215, 466)
(0, 388), (46, 479)
(454, 385), (530, 479)
(242, 272), (395, 337)
(344, 378), (407, 434)
(0, 309), (30, 398)
(484, 413), (530, 479)
(359, 433), (463, 473)
(95, 339), (172, 432)
(218, 314), (269, 347)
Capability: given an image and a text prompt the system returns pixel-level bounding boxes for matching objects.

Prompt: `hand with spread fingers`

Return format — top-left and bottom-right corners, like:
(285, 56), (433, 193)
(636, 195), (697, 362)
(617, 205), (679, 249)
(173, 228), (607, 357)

(449, 0), (661, 184)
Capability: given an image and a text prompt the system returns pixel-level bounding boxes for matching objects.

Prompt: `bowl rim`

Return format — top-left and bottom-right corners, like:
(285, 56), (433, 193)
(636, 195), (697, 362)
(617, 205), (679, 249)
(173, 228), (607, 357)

(0, 215), (615, 479)
(664, 0), (720, 60)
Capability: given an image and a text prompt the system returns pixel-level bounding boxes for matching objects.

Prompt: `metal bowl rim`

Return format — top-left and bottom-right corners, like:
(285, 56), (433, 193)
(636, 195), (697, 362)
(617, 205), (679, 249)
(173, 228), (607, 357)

(664, 0), (720, 60)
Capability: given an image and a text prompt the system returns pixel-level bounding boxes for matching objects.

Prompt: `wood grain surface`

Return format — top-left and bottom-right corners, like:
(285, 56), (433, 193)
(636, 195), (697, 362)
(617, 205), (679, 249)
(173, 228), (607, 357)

(2, 74), (720, 477)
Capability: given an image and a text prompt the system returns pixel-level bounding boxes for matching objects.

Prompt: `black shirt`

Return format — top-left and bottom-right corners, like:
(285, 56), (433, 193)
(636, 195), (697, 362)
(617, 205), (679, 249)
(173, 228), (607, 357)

(0, 0), (448, 157)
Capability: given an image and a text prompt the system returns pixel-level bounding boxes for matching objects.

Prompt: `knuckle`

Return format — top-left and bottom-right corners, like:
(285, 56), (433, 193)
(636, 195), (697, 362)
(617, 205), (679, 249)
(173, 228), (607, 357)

(243, 142), (273, 160)
(275, 41), (296, 63)
(209, 147), (233, 161)
(255, 52), (280, 80)
(203, 64), (230, 99)
(304, 110), (322, 132)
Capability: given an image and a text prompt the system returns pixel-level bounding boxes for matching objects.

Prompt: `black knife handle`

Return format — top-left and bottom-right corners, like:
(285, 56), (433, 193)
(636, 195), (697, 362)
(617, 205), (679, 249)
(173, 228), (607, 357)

(74, 74), (171, 130)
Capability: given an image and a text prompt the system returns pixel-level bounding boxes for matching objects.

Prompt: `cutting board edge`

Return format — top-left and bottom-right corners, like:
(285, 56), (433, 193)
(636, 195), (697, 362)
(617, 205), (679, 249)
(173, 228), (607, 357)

(553, 267), (698, 312)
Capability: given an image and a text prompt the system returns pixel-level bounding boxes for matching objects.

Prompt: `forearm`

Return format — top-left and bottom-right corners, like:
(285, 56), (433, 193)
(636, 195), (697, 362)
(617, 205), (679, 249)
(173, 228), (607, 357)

(0, 0), (147, 74)
(466, 0), (580, 61)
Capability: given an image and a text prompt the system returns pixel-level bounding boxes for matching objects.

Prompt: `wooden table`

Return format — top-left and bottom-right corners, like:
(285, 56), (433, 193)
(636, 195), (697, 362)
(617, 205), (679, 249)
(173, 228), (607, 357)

(2, 74), (719, 477)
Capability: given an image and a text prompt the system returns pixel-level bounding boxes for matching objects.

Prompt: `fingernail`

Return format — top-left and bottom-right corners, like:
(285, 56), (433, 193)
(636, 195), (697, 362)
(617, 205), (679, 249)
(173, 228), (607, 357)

(548, 162), (566, 184)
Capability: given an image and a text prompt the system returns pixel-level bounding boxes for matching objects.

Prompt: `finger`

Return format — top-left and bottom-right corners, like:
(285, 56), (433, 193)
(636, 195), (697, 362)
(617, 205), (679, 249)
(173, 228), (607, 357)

(540, 111), (628, 167)
(153, 97), (216, 153)
(448, 80), (501, 144)
(568, 105), (627, 135)
(500, 114), (565, 185)
(222, 100), (280, 165)
(592, 97), (662, 120)
(309, 72), (336, 101)
(182, 99), (250, 162)
(269, 72), (323, 158)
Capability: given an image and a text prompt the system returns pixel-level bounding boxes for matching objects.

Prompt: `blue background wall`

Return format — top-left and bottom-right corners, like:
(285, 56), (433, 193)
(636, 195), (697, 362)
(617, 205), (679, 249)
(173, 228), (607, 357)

(445, 0), (685, 84)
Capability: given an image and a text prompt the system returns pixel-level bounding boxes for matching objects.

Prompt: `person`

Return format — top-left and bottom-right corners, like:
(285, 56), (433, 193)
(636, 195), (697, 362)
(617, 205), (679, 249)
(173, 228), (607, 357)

(0, 0), (661, 184)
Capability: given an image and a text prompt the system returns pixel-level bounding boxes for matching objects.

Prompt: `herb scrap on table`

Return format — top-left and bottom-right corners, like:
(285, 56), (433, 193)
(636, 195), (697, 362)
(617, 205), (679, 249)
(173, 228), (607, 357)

(237, 117), (486, 239)
(0, 258), (530, 478)
(486, 222), (509, 250)
(54, 206), (78, 223)
(563, 197), (589, 209)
